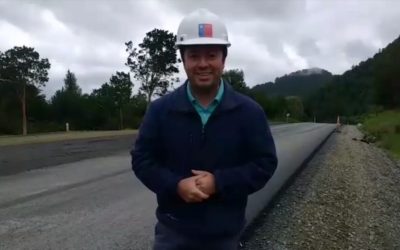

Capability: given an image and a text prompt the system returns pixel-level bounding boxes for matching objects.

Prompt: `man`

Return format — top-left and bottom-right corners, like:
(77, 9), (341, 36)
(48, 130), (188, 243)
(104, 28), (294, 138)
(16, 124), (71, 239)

(131, 8), (278, 250)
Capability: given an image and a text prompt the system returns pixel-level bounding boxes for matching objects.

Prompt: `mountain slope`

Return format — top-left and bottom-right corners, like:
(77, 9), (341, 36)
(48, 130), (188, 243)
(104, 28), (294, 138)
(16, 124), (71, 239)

(251, 68), (333, 98)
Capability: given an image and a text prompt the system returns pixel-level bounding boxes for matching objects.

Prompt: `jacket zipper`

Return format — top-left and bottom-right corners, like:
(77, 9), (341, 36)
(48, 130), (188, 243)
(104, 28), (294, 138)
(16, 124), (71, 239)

(201, 125), (205, 144)
(201, 110), (220, 146)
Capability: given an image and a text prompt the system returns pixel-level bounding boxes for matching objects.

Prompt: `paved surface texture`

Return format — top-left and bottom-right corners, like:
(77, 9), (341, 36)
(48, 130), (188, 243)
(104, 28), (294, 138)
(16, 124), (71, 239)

(0, 134), (137, 176)
(0, 123), (335, 250)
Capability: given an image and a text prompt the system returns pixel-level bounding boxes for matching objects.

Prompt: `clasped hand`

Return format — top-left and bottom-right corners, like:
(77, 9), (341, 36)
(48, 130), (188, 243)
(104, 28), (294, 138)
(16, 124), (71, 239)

(177, 170), (216, 203)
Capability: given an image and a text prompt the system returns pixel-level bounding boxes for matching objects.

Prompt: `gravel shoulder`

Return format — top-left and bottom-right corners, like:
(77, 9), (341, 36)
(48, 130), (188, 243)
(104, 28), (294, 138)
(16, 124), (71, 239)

(242, 125), (400, 250)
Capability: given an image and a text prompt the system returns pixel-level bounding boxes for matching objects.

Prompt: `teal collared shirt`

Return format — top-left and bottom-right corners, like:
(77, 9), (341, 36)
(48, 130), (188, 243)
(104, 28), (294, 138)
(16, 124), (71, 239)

(187, 80), (224, 126)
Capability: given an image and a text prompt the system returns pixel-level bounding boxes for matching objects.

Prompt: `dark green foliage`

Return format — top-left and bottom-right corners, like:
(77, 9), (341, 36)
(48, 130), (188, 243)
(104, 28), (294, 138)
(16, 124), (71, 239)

(305, 35), (400, 122)
(222, 69), (250, 95)
(0, 46), (51, 135)
(373, 37), (400, 108)
(286, 96), (305, 120)
(63, 69), (81, 95)
(51, 70), (85, 129)
(109, 71), (133, 129)
(0, 46), (50, 87)
(252, 68), (333, 99)
(0, 81), (20, 134)
(1, 33), (398, 134)
(126, 29), (180, 106)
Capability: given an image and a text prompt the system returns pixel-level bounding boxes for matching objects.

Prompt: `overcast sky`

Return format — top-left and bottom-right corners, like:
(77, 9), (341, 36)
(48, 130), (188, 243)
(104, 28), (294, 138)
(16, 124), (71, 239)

(1, 0), (399, 99)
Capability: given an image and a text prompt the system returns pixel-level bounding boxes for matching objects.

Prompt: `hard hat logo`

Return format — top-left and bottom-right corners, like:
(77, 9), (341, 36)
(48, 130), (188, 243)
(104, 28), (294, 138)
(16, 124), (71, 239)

(176, 8), (231, 47)
(198, 24), (213, 38)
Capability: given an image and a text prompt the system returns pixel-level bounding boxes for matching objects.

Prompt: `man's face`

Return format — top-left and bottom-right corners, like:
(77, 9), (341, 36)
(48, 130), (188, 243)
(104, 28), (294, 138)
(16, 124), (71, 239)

(183, 45), (225, 90)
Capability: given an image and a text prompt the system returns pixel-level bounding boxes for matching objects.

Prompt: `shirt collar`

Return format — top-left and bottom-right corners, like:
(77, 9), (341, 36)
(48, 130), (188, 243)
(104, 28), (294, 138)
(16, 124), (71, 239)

(187, 79), (224, 104)
(171, 79), (241, 113)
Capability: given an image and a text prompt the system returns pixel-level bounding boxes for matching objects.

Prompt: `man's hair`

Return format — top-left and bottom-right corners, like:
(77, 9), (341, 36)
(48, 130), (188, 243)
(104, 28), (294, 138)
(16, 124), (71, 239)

(179, 46), (228, 63)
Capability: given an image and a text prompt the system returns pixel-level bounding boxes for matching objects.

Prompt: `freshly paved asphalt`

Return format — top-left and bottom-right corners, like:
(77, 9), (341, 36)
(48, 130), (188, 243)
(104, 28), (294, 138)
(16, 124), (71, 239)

(0, 123), (335, 250)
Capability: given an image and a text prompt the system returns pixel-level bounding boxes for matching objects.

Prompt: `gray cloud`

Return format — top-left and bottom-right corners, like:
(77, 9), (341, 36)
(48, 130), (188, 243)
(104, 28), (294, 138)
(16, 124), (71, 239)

(0, 1), (44, 32)
(166, 0), (306, 21)
(1, 0), (400, 99)
(29, 0), (160, 43)
(344, 40), (377, 62)
(298, 38), (320, 57)
(377, 20), (400, 43)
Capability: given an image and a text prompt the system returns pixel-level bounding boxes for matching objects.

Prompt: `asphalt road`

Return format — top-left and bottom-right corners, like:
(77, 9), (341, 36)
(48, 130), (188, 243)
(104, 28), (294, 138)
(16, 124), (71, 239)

(0, 135), (136, 176)
(0, 123), (335, 250)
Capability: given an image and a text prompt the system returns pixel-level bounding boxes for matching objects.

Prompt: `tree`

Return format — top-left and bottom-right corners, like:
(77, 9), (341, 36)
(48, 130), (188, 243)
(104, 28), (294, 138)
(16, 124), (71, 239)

(373, 39), (400, 108)
(125, 28), (180, 107)
(125, 92), (147, 129)
(222, 69), (249, 95)
(251, 91), (271, 115)
(0, 80), (19, 134)
(0, 46), (50, 135)
(109, 71), (133, 129)
(51, 70), (85, 130)
(285, 96), (304, 120)
(90, 83), (117, 129)
(64, 69), (81, 95)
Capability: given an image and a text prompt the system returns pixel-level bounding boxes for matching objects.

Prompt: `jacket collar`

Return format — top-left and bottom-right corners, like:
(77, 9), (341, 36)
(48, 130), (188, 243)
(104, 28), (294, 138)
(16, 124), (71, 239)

(171, 79), (241, 113)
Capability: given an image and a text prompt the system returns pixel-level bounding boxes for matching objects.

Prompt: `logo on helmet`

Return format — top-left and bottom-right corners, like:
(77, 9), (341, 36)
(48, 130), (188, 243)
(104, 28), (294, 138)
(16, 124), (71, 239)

(198, 24), (213, 38)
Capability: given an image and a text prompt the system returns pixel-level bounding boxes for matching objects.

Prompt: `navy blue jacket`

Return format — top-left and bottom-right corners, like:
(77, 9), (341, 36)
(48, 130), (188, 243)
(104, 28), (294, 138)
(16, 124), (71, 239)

(131, 80), (277, 239)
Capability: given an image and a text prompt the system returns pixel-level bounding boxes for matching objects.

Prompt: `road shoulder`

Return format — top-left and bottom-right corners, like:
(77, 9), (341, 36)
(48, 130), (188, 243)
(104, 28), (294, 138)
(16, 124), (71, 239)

(242, 125), (400, 249)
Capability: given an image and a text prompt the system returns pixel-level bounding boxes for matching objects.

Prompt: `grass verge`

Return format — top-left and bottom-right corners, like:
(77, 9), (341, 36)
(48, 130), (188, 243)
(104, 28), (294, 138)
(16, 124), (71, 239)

(362, 110), (400, 158)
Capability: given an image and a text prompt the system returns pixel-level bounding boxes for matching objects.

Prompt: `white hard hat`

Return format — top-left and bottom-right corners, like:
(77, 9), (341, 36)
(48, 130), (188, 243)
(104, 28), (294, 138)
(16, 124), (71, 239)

(176, 8), (231, 47)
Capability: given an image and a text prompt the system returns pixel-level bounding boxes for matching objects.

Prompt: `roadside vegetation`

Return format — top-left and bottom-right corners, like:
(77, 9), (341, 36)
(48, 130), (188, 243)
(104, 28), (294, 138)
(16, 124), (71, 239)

(1, 29), (399, 136)
(362, 110), (400, 158)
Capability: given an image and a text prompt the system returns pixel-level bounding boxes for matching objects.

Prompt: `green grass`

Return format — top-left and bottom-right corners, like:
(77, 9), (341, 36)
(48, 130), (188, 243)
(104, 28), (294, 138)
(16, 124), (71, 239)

(0, 130), (138, 146)
(363, 110), (400, 158)
(381, 134), (400, 158)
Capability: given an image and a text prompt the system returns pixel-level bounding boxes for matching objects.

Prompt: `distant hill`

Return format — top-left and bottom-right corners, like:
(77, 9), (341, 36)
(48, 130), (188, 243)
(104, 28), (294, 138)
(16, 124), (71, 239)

(305, 35), (400, 122)
(251, 68), (333, 98)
